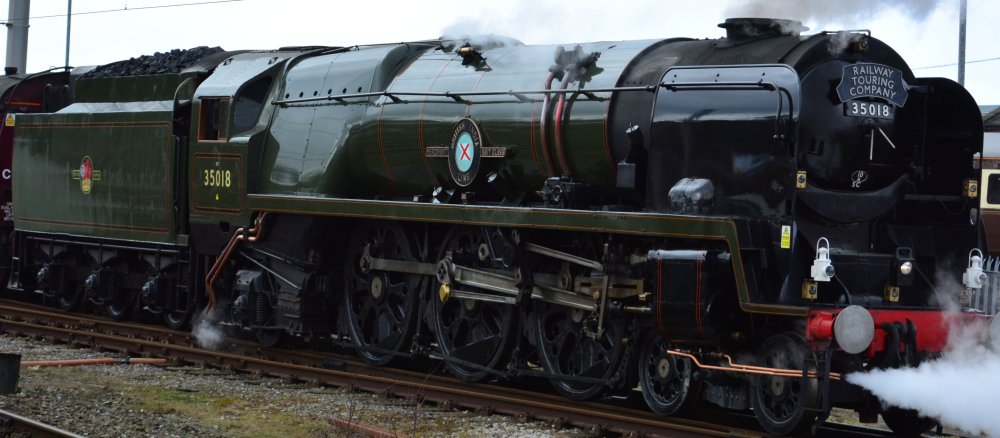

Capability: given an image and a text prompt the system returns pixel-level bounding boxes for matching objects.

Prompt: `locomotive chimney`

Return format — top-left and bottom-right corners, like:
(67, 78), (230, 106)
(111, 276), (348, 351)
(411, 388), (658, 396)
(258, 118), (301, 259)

(4, 0), (30, 76)
(719, 18), (806, 40)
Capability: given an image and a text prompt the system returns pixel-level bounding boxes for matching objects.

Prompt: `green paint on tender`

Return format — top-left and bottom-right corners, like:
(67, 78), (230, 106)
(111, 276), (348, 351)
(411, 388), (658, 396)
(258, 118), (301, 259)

(13, 109), (182, 244)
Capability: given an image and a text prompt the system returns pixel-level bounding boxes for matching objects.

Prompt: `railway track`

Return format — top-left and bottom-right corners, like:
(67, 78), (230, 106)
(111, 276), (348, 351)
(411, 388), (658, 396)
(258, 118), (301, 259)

(0, 299), (894, 437)
(0, 407), (84, 438)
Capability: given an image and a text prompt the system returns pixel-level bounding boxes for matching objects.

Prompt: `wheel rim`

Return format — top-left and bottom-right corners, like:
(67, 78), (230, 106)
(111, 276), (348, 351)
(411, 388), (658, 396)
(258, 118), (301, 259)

(41, 254), (89, 312)
(106, 293), (135, 320)
(533, 301), (626, 400)
(343, 224), (420, 366)
(162, 267), (193, 330)
(432, 227), (516, 382)
(164, 311), (189, 330)
(256, 328), (285, 348)
(639, 331), (695, 416)
(55, 281), (81, 312)
(750, 333), (820, 436)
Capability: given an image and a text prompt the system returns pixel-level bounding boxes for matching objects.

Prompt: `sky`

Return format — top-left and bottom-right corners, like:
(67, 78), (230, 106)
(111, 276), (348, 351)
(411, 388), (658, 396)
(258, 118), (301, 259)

(0, 0), (997, 104)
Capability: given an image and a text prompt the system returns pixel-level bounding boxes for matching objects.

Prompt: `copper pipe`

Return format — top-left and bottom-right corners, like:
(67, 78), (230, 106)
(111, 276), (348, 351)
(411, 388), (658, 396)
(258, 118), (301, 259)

(538, 72), (557, 176)
(666, 349), (842, 381)
(716, 352), (842, 380)
(204, 213), (269, 309)
(553, 76), (572, 177)
(21, 358), (167, 367)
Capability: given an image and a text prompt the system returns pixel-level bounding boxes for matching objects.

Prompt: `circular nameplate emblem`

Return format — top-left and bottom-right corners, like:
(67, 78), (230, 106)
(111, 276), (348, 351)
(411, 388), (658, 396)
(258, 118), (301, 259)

(448, 118), (483, 187)
(71, 155), (102, 195)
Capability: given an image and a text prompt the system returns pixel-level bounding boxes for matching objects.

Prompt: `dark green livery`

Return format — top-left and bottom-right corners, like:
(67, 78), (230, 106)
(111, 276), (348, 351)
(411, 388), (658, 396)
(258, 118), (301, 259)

(7, 19), (994, 436)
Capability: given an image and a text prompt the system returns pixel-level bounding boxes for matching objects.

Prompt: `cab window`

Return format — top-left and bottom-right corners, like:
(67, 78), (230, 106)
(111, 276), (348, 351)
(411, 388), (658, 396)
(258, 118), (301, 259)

(199, 97), (227, 141)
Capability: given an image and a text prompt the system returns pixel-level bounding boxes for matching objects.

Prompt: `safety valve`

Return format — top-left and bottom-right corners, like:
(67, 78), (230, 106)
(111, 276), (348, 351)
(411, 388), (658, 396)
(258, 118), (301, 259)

(810, 237), (835, 282)
(963, 248), (988, 290)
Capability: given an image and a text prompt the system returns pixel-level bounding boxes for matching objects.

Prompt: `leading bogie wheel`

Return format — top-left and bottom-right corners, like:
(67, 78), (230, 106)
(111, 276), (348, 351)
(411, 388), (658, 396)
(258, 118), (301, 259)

(639, 330), (700, 416)
(343, 223), (421, 366)
(431, 227), (517, 382)
(749, 332), (822, 436)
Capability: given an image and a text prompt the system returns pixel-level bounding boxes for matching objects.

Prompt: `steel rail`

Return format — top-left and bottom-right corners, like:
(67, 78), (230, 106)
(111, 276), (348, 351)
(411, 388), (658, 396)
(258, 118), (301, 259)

(0, 408), (86, 438)
(0, 299), (897, 437)
(0, 302), (748, 438)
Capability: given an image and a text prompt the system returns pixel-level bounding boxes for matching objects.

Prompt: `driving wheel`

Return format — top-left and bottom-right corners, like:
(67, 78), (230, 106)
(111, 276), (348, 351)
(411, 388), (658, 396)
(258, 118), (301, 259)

(343, 223), (421, 366)
(533, 300), (627, 400)
(432, 227), (517, 382)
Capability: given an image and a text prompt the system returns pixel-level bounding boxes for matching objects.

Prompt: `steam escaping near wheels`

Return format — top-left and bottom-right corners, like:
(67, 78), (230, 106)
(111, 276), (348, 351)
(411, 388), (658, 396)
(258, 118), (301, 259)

(845, 321), (1000, 437)
(192, 307), (226, 350)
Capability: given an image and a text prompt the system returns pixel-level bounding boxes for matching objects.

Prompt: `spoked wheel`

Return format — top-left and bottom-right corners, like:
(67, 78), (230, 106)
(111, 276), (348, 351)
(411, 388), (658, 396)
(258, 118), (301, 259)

(343, 223), (421, 366)
(533, 300), (627, 400)
(432, 227), (517, 382)
(639, 331), (699, 416)
(749, 333), (822, 436)
(882, 406), (936, 437)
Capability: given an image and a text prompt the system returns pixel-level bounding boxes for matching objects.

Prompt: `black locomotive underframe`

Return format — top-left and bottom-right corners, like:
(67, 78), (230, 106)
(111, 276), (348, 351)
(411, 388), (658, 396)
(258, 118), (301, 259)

(10, 231), (196, 320)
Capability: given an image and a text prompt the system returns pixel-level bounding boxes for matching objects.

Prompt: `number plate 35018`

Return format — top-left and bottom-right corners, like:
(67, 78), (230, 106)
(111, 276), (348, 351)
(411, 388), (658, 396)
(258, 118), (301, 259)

(844, 101), (893, 119)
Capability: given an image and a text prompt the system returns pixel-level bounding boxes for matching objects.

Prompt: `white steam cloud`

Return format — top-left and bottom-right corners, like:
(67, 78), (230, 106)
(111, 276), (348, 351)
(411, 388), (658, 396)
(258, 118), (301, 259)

(846, 269), (1000, 437)
(726, 0), (944, 25)
(192, 307), (226, 350)
(845, 322), (1000, 436)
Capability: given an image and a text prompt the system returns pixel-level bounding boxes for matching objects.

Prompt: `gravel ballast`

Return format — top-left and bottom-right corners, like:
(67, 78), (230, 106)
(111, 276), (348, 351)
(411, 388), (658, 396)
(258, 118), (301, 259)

(0, 333), (582, 437)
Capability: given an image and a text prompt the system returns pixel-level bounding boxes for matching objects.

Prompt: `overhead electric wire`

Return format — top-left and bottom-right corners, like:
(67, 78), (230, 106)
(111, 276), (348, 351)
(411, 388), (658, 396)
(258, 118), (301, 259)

(0, 0), (242, 24)
(914, 56), (1000, 70)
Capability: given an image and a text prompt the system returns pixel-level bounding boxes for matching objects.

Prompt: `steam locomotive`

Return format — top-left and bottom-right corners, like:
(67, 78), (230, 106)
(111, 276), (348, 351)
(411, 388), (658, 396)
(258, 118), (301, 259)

(5, 17), (998, 436)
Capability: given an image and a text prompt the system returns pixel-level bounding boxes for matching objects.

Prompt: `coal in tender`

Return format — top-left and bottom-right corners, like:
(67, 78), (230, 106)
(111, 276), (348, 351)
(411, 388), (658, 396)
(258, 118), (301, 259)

(82, 46), (225, 78)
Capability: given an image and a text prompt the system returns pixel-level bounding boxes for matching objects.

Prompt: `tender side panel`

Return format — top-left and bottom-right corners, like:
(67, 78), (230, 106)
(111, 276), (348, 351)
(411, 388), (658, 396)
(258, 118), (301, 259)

(13, 107), (180, 244)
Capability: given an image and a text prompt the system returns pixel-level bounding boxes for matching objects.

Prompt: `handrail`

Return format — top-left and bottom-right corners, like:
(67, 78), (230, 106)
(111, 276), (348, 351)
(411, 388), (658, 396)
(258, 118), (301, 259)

(272, 85), (656, 107)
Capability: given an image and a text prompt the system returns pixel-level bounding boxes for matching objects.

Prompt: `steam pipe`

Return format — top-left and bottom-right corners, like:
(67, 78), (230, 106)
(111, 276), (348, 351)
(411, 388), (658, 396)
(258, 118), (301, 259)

(205, 213), (269, 309)
(553, 76), (572, 177)
(666, 349), (842, 381)
(538, 72), (557, 176)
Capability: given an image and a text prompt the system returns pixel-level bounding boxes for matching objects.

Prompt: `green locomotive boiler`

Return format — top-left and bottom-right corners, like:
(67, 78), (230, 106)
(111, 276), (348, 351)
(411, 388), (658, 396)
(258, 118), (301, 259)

(8, 18), (999, 436)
